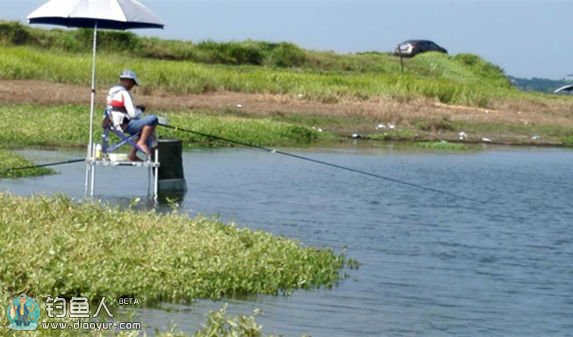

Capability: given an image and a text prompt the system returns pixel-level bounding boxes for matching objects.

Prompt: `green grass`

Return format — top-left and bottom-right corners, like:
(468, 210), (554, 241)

(0, 44), (521, 107)
(3, 20), (571, 111)
(562, 135), (573, 146)
(0, 104), (325, 149)
(451, 120), (573, 144)
(0, 193), (348, 304)
(0, 20), (526, 108)
(0, 20), (512, 79)
(0, 149), (54, 178)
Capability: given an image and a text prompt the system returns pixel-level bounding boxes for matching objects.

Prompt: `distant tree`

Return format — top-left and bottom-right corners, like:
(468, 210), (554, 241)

(509, 76), (573, 93)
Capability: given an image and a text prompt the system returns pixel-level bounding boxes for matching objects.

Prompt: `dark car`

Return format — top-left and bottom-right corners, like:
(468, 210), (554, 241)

(394, 40), (448, 57)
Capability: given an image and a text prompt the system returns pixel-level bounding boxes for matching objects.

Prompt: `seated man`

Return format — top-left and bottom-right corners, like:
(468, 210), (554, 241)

(106, 70), (158, 161)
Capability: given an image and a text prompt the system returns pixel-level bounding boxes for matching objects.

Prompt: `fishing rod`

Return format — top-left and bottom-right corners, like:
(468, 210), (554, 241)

(159, 124), (488, 204)
(0, 158), (85, 174)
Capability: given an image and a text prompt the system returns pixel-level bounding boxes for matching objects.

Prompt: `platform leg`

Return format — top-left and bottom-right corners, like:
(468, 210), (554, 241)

(90, 163), (96, 197)
(147, 163), (152, 199)
(84, 163), (91, 196)
(154, 148), (159, 202)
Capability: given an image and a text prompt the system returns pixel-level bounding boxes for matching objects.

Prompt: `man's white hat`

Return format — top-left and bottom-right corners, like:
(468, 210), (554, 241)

(120, 70), (139, 86)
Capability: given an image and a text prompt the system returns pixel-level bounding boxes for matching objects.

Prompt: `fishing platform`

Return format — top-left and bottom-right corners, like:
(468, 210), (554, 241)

(85, 126), (187, 201)
(85, 150), (160, 200)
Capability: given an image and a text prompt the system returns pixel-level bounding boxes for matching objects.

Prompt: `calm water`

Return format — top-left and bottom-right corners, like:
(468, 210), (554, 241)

(2, 145), (573, 337)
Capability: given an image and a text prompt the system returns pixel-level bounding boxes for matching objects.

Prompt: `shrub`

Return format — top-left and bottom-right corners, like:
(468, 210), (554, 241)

(0, 21), (34, 45)
(454, 53), (511, 88)
(196, 41), (265, 65)
(268, 42), (306, 67)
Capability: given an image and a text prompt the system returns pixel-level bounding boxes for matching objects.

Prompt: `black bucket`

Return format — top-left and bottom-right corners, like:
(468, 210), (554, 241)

(157, 139), (188, 199)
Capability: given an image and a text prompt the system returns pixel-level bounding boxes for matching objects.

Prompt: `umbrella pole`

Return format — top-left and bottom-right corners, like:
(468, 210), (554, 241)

(85, 22), (98, 195)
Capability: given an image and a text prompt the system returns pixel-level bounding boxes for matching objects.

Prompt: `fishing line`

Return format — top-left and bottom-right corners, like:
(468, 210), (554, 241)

(159, 124), (488, 204)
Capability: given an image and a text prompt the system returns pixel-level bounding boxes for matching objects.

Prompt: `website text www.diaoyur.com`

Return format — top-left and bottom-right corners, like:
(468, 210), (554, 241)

(41, 320), (142, 331)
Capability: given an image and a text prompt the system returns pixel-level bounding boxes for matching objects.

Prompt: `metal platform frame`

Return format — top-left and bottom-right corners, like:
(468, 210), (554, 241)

(85, 148), (160, 200)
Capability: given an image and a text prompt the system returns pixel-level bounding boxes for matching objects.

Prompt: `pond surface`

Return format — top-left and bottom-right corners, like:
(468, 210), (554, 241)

(2, 145), (573, 336)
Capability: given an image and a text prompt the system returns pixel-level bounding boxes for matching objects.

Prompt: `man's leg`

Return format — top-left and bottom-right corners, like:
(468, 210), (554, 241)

(137, 125), (155, 155)
(125, 115), (158, 161)
(128, 147), (140, 162)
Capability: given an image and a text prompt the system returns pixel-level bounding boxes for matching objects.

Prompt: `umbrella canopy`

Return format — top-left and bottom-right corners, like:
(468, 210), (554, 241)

(28, 0), (164, 30)
(27, 0), (164, 196)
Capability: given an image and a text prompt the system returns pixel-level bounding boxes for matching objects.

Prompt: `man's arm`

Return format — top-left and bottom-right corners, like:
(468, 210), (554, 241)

(122, 91), (142, 119)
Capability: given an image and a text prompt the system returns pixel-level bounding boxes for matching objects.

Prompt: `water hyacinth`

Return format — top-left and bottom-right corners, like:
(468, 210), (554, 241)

(0, 194), (348, 305)
(0, 149), (54, 178)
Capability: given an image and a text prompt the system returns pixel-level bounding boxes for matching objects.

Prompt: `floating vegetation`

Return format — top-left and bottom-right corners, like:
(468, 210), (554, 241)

(0, 194), (349, 305)
(415, 141), (468, 151)
(0, 149), (54, 178)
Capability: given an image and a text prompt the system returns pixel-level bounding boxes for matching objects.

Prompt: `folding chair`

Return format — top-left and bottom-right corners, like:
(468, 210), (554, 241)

(101, 109), (149, 160)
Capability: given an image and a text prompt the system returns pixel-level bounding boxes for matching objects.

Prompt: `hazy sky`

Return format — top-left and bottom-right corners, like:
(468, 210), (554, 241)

(2, 0), (572, 79)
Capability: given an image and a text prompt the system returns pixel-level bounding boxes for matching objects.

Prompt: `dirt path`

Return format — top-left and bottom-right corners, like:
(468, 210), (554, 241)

(1, 80), (572, 133)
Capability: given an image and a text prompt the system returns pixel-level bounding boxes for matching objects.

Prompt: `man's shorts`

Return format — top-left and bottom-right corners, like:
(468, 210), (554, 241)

(125, 115), (159, 148)
(125, 115), (159, 134)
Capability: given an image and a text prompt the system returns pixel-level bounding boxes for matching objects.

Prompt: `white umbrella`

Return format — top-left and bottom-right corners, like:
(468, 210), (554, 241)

(27, 0), (164, 193)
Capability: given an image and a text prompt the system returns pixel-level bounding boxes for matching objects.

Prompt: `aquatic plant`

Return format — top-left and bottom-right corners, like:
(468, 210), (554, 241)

(0, 149), (54, 178)
(193, 305), (263, 337)
(0, 193), (348, 305)
(415, 141), (468, 151)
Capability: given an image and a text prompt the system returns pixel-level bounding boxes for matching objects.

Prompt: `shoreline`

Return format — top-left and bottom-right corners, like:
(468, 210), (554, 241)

(1, 80), (572, 149)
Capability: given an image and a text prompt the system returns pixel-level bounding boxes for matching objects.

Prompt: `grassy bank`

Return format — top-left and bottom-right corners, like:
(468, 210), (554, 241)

(0, 20), (513, 79)
(0, 149), (54, 178)
(1, 20), (550, 109)
(0, 22), (571, 158)
(0, 44), (521, 108)
(0, 193), (347, 302)
(0, 104), (325, 149)
(1, 102), (571, 152)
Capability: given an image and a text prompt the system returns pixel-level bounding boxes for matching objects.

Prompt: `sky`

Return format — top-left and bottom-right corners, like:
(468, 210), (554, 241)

(2, 0), (572, 79)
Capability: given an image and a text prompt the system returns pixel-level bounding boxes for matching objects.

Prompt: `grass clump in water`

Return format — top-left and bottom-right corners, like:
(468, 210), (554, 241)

(193, 305), (263, 337)
(0, 193), (348, 305)
(0, 149), (54, 178)
(415, 141), (468, 151)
